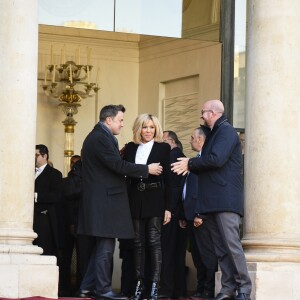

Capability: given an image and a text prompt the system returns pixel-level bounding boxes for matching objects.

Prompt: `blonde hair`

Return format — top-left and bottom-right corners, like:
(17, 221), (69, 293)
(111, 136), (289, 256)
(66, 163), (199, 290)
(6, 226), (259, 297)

(132, 114), (163, 144)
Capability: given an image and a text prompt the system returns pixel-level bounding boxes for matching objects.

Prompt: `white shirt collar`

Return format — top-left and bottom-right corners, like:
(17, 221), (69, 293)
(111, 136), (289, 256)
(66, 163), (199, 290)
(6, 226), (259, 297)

(35, 163), (47, 173)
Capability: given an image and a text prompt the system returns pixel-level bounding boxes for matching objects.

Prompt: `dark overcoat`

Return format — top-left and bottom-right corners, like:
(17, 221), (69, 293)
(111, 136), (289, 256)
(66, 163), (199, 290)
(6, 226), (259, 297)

(123, 141), (172, 218)
(188, 115), (244, 216)
(77, 123), (148, 239)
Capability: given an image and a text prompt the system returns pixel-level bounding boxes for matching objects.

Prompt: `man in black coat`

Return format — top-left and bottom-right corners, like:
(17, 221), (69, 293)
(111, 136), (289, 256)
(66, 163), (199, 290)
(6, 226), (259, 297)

(159, 131), (187, 298)
(172, 100), (252, 300)
(179, 127), (218, 300)
(34, 144), (63, 257)
(77, 104), (163, 300)
(59, 155), (84, 296)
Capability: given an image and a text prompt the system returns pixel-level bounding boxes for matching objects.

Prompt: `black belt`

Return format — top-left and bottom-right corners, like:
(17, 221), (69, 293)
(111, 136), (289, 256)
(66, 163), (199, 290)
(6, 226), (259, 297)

(135, 181), (162, 191)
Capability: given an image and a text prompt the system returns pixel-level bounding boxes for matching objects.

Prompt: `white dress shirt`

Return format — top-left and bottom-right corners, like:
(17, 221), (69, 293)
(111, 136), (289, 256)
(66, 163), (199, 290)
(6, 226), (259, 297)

(35, 163), (47, 179)
(34, 163), (47, 202)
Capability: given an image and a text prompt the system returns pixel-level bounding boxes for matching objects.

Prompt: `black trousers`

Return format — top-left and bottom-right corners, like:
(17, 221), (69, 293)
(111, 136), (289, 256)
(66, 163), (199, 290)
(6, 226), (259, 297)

(160, 216), (187, 297)
(80, 237), (115, 294)
(119, 240), (135, 297)
(188, 220), (218, 294)
(133, 217), (162, 283)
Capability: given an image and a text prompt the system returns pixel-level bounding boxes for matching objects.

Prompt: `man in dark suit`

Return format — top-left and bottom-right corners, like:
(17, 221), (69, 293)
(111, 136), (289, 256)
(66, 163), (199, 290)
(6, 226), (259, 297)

(34, 144), (63, 257)
(172, 100), (252, 300)
(179, 127), (217, 300)
(159, 130), (187, 298)
(77, 104), (163, 300)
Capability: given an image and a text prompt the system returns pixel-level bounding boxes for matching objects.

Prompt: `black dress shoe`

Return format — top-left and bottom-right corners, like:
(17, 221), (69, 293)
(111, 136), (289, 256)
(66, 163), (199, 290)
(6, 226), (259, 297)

(96, 291), (128, 300)
(214, 293), (234, 300)
(77, 290), (95, 298)
(234, 293), (251, 300)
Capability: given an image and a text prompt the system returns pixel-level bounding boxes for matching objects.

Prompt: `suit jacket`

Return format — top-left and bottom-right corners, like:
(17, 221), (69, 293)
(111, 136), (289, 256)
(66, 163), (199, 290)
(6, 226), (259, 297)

(181, 172), (199, 221)
(34, 164), (63, 254)
(188, 115), (244, 216)
(124, 141), (171, 218)
(77, 123), (149, 239)
(63, 159), (82, 228)
(169, 147), (186, 215)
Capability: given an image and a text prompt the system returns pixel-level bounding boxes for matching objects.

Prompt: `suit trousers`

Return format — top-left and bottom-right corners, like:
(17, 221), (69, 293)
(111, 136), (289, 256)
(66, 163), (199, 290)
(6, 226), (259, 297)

(205, 212), (252, 295)
(188, 221), (218, 294)
(160, 216), (187, 297)
(133, 217), (162, 283)
(80, 236), (115, 294)
(189, 221), (218, 294)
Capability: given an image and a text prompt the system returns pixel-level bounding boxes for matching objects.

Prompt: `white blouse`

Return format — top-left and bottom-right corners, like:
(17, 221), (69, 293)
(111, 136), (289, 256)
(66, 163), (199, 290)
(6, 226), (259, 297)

(135, 139), (154, 164)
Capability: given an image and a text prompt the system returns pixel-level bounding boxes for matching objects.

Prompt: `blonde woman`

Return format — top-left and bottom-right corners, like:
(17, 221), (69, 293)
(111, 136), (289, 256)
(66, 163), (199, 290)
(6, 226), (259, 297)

(123, 114), (172, 300)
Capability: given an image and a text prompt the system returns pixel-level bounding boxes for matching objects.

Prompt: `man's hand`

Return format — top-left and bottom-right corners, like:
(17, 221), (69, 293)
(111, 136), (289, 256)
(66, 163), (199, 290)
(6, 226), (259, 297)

(179, 219), (187, 229)
(148, 163), (163, 175)
(193, 217), (203, 228)
(171, 157), (190, 175)
(163, 210), (171, 225)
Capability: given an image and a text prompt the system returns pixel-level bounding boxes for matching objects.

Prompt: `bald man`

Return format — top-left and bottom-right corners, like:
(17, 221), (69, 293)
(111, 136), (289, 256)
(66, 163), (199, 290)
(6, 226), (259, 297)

(172, 100), (252, 300)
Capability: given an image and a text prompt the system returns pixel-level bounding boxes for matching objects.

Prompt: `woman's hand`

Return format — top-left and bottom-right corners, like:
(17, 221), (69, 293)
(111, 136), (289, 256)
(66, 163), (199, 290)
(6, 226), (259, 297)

(163, 210), (172, 225)
(179, 219), (187, 229)
(148, 163), (163, 175)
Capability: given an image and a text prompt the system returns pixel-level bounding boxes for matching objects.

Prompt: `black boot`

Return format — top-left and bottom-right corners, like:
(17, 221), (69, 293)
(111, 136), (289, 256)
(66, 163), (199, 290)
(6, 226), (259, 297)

(149, 282), (158, 300)
(132, 280), (144, 300)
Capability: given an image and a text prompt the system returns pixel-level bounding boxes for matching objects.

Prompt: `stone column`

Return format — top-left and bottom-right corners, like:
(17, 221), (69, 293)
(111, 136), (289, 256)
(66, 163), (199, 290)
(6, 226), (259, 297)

(0, 1), (58, 298)
(242, 1), (300, 299)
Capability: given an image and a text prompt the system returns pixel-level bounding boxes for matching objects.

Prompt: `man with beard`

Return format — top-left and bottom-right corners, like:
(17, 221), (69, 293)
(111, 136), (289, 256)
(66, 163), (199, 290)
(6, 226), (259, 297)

(171, 100), (252, 300)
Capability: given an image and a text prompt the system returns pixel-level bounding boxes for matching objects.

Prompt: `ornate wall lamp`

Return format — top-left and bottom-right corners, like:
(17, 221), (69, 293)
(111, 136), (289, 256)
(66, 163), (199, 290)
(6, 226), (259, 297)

(42, 45), (100, 174)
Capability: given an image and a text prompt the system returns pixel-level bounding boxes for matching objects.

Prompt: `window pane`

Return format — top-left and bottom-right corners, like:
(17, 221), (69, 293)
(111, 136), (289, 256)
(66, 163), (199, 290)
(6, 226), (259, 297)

(233, 0), (247, 128)
(115, 0), (182, 37)
(38, 0), (115, 31)
(38, 0), (182, 37)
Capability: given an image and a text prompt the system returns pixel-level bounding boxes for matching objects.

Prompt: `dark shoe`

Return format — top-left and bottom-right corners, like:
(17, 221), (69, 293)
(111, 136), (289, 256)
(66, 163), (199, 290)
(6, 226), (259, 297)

(96, 291), (128, 300)
(214, 293), (234, 300)
(234, 293), (251, 300)
(149, 282), (159, 300)
(77, 290), (95, 298)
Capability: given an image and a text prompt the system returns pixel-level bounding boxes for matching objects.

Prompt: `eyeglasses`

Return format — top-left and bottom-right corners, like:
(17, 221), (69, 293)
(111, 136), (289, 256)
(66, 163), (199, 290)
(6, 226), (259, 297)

(163, 138), (173, 142)
(201, 109), (213, 115)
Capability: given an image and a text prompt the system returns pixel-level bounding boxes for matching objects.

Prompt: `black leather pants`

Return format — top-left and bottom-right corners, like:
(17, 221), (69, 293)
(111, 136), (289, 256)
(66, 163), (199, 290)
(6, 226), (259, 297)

(133, 217), (162, 283)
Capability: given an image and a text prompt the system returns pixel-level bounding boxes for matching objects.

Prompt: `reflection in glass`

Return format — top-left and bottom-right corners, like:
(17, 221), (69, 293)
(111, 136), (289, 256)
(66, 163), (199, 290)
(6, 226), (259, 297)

(38, 0), (182, 38)
(38, 0), (115, 31)
(233, 0), (247, 128)
(181, 0), (220, 41)
(115, 0), (182, 37)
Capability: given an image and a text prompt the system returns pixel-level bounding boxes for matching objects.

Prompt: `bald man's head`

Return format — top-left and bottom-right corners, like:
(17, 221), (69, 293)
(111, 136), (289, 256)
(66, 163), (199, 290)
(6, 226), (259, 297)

(206, 100), (224, 113)
(201, 99), (224, 128)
